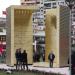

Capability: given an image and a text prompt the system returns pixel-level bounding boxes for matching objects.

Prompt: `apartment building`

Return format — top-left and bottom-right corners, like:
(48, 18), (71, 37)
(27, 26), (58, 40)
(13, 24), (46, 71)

(0, 17), (6, 63)
(71, 5), (75, 51)
(0, 18), (6, 49)
(21, 0), (40, 5)
(44, 0), (65, 8)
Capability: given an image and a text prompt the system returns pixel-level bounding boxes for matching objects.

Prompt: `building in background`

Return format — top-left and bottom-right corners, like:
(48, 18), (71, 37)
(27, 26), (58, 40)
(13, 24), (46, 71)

(0, 17), (6, 63)
(21, 0), (40, 5)
(44, 0), (66, 9)
(0, 18), (6, 49)
(71, 5), (75, 51)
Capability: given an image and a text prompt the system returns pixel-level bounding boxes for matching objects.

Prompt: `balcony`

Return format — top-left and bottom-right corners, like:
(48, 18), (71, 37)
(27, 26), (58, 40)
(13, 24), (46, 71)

(22, 0), (37, 4)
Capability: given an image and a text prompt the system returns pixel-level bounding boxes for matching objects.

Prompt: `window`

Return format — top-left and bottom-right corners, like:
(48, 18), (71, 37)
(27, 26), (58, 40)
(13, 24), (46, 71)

(52, 5), (56, 8)
(72, 10), (75, 13)
(73, 14), (75, 17)
(44, 3), (51, 7)
(0, 36), (6, 41)
(59, 2), (64, 5)
(73, 19), (75, 21)
(52, 2), (56, 5)
(0, 28), (3, 32)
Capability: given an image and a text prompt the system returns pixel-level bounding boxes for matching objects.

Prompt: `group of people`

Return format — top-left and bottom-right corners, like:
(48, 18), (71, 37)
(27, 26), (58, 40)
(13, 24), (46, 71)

(15, 48), (55, 70)
(15, 48), (28, 70)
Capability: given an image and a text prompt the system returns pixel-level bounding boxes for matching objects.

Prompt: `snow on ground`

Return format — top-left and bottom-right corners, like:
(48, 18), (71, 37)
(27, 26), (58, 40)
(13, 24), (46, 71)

(0, 64), (70, 75)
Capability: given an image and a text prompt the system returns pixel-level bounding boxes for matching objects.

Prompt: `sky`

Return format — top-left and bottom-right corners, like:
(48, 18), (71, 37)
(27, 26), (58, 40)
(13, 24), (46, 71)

(0, 0), (20, 17)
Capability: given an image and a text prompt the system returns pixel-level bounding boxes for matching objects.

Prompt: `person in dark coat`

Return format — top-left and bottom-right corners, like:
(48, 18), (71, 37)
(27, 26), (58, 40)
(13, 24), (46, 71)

(22, 50), (28, 70)
(15, 48), (22, 70)
(15, 49), (19, 70)
(48, 51), (55, 68)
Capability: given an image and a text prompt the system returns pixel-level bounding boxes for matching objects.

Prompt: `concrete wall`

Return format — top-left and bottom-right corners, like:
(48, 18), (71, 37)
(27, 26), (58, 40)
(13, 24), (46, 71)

(6, 7), (12, 65)
(59, 6), (70, 66)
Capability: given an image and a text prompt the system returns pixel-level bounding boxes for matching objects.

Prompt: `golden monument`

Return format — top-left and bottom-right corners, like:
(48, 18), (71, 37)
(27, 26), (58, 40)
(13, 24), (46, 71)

(6, 5), (69, 67)
(45, 6), (70, 67)
(6, 5), (38, 66)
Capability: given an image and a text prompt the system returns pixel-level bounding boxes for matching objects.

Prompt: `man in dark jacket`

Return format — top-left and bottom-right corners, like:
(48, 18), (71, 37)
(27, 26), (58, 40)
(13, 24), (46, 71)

(15, 48), (22, 70)
(22, 50), (28, 70)
(48, 51), (55, 68)
(15, 49), (19, 70)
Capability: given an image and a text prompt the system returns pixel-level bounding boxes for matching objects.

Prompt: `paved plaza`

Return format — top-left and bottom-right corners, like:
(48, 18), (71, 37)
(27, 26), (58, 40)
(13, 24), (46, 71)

(0, 64), (70, 75)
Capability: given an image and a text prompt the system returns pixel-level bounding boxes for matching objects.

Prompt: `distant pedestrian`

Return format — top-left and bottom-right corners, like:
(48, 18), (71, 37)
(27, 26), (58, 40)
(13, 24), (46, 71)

(22, 50), (28, 70)
(15, 49), (19, 70)
(15, 48), (22, 70)
(48, 51), (55, 68)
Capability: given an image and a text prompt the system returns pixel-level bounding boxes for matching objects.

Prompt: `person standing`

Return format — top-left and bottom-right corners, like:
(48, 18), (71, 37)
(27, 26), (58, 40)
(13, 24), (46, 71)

(15, 49), (19, 70)
(15, 48), (22, 70)
(22, 50), (28, 70)
(48, 51), (55, 68)
(18, 48), (22, 70)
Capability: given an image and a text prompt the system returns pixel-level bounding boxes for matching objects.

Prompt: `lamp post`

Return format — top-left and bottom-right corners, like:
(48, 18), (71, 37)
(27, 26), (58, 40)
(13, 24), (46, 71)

(65, 0), (75, 74)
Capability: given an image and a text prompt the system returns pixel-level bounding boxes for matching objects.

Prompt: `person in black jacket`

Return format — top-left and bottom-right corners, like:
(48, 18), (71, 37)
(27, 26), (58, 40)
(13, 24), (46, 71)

(22, 50), (28, 70)
(15, 48), (22, 70)
(48, 51), (55, 68)
(15, 49), (19, 70)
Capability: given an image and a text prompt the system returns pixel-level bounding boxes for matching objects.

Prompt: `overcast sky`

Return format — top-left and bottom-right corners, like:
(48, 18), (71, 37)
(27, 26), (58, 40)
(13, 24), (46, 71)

(0, 0), (20, 17)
